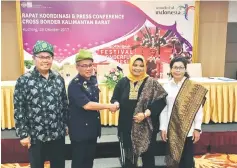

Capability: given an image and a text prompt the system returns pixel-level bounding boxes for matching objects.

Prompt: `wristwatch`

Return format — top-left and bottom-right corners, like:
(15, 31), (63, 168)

(195, 129), (201, 132)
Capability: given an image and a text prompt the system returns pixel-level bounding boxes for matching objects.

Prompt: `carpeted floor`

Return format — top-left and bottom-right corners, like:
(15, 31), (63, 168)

(1, 154), (237, 168)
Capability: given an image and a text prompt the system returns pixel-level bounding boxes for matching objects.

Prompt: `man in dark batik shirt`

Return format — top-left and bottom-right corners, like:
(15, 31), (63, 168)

(14, 40), (68, 168)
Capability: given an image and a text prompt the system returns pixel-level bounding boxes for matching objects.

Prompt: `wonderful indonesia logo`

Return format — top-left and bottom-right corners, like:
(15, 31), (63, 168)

(155, 4), (195, 20)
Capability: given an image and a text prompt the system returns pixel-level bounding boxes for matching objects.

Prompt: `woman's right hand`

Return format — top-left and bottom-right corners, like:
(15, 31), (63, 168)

(161, 130), (168, 142)
(110, 102), (119, 113)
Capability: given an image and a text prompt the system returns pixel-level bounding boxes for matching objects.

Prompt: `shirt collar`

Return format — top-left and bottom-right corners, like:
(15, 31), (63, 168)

(77, 74), (96, 84)
(32, 67), (55, 79)
(170, 77), (187, 86)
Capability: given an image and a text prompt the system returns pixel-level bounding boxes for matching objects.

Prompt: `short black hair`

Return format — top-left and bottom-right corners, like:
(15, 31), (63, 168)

(170, 56), (190, 78)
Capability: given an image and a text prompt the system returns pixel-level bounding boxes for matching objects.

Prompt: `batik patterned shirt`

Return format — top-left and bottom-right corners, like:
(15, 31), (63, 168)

(14, 68), (68, 144)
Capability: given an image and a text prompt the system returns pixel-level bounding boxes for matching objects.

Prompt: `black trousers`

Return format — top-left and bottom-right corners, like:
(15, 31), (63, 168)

(71, 139), (97, 168)
(122, 133), (156, 168)
(28, 138), (65, 168)
(179, 137), (195, 168)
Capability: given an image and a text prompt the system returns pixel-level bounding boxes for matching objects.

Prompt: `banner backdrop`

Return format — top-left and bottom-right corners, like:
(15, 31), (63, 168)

(19, 1), (195, 79)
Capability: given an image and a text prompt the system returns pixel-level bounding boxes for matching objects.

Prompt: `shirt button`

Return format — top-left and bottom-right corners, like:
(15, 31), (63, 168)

(86, 123), (88, 126)
(97, 117), (100, 119)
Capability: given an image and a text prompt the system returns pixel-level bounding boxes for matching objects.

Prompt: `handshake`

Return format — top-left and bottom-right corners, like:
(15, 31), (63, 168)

(108, 102), (120, 113)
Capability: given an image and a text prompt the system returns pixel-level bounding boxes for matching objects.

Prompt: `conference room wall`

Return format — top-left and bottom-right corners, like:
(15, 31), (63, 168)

(197, 1), (228, 77)
(228, 1), (237, 23)
(225, 2), (237, 79)
(1, 1), (229, 81)
(225, 23), (237, 79)
(1, 1), (22, 81)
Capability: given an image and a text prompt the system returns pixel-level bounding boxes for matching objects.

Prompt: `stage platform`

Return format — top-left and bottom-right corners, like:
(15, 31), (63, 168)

(2, 123), (237, 168)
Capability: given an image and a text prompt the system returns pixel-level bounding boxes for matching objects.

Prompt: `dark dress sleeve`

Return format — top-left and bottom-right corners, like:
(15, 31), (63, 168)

(148, 98), (166, 117)
(110, 77), (126, 104)
(147, 80), (167, 132)
(148, 79), (167, 117)
(148, 98), (166, 133)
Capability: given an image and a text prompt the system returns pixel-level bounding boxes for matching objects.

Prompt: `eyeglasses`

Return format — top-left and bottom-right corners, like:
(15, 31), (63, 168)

(78, 64), (93, 68)
(35, 55), (52, 61)
(172, 66), (185, 71)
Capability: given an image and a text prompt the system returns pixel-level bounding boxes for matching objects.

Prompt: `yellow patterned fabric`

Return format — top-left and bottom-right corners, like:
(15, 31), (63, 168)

(1, 80), (237, 129)
(129, 80), (143, 100)
(165, 79), (208, 168)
